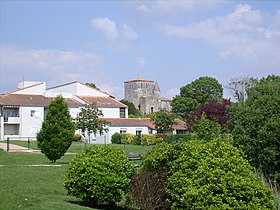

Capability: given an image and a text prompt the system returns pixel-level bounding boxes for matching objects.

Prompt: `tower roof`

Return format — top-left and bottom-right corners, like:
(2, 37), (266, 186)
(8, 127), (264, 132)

(124, 78), (154, 83)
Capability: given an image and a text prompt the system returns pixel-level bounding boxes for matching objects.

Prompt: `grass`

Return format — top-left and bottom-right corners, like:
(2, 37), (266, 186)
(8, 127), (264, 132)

(0, 143), (151, 210)
(0, 151), (86, 210)
(0, 140), (153, 154)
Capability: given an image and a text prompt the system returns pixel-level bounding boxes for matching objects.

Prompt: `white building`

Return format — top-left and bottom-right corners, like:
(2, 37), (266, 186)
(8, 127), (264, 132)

(0, 81), (127, 141)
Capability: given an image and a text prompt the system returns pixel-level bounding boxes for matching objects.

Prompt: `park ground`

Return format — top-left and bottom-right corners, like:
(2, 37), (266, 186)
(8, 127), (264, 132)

(0, 141), (151, 210)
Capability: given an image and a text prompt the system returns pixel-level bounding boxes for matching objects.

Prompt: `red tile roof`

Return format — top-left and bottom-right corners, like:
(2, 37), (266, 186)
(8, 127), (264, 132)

(102, 118), (187, 130)
(124, 78), (154, 83)
(103, 118), (155, 128)
(77, 96), (127, 108)
(0, 94), (82, 108)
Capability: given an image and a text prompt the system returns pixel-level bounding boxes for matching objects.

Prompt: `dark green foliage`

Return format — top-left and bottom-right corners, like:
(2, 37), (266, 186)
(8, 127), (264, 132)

(229, 75), (280, 182)
(161, 134), (193, 143)
(136, 140), (275, 209)
(85, 82), (97, 88)
(172, 76), (223, 118)
(37, 96), (75, 162)
(120, 99), (141, 117)
(192, 113), (222, 141)
(111, 132), (122, 144)
(64, 145), (133, 207)
(149, 110), (176, 133)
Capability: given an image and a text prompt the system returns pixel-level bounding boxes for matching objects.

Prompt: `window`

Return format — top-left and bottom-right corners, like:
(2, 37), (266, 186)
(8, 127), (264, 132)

(120, 107), (126, 118)
(151, 107), (154, 113)
(120, 129), (126, 134)
(30, 110), (36, 117)
(176, 130), (187, 134)
(136, 129), (142, 135)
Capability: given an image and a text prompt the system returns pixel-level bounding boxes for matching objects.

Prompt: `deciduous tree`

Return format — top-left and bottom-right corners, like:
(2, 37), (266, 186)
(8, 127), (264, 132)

(226, 75), (257, 102)
(75, 104), (110, 144)
(171, 76), (223, 118)
(229, 75), (280, 182)
(150, 110), (176, 133)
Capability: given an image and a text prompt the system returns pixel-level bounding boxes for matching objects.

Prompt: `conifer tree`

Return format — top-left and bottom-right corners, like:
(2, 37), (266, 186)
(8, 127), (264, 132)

(37, 95), (75, 162)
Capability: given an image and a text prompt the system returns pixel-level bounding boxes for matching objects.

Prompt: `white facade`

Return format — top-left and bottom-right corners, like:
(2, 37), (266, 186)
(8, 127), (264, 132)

(12, 82), (46, 95)
(0, 81), (127, 141)
(46, 81), (108, 97)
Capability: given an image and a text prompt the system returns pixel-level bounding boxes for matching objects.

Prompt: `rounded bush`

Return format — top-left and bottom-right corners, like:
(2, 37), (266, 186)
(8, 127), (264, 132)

(111, 132), (122, 144)
(135, 139), (275, 209)
(167, 140), (275, 209)
(64, 145), (133, 207)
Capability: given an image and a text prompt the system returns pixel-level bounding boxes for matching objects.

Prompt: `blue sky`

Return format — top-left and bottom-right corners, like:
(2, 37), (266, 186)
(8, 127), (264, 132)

(1, 0), (279, 100)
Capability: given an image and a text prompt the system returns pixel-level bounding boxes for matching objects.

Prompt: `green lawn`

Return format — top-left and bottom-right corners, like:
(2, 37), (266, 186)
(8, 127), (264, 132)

(0, 143), (151, 209)
(0, 151), (87, 210)
(1, 140), (153, 154)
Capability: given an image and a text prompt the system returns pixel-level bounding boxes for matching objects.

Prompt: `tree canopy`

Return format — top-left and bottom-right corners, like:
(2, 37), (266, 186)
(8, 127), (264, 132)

(149, 110), (176, 133)
(75, 104), (110, 143)
(171, 76), (223, 118)
(226, 75), (257, 102)
(37, 95), (75, 162)
(229, 75), (280, 182)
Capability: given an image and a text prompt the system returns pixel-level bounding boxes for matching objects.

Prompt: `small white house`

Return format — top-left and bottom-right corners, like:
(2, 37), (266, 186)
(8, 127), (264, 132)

(100, 118), (187, 144)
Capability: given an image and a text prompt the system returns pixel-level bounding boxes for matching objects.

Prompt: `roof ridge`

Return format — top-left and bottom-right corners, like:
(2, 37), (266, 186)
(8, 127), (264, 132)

(5, 82), (44, 94)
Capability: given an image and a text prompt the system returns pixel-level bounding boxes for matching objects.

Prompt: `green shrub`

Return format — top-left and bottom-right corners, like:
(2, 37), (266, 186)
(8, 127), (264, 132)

(163, 134), (192, 143)
(111, 132), (122, 144)
(167, 139), (275, 209)
(131, 135), (141, 145)
(73, 134), (81, 141)
(141, 134), (163, 145)
(64, 145), (133, 207)
(135, 139), (275, 209)
(121, 133), (135, 144)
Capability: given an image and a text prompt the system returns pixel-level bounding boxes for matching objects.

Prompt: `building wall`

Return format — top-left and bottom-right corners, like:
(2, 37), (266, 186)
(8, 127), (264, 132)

(108, 126), (151, 143)
(20, 106), (44, 138)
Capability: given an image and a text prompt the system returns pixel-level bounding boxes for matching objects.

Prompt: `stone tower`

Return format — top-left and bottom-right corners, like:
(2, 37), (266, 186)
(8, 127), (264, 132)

(124, 78), (170, 115)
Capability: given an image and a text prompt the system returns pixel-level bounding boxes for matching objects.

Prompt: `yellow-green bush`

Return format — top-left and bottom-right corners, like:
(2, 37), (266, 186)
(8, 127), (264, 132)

(120, 133), (135, 144)
(141, 134), (163, 145)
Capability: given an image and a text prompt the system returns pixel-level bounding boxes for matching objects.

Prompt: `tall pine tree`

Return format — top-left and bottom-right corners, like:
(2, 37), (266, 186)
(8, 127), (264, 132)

(37, 95), (75, 162)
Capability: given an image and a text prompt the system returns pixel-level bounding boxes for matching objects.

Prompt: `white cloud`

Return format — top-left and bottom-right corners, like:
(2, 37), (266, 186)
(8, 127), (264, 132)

(91, 17), (138, 40)
(136, 3), (151, 12)
(137, 56), (146, 67)
(164, 4), (280, 68)
(0, 44), (105, 93)
(135, 0), (223, 14)
(91, 17), (118, 39)
(120, 24), (138, 40)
